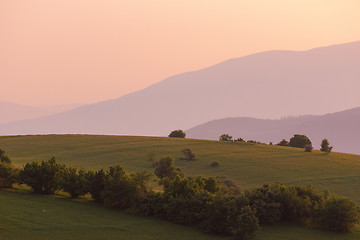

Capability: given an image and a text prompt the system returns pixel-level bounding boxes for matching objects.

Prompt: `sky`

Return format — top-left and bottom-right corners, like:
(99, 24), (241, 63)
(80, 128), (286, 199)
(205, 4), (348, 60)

(1, 0), (360, 107)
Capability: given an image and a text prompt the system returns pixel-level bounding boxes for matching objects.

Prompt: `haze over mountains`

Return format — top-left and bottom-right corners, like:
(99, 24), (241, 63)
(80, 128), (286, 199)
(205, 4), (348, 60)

(0, 41), (359, 139)
(186, 107), (360, 155)
(0, 102), (82, 124)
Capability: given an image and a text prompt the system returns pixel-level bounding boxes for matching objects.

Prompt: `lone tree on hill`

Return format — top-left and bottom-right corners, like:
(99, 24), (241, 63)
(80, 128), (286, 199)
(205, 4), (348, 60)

(277, 139), (288, 146)
(320, 139), (333, 154)
(168, 129), (186, 138)
(155, 156), (182, 180)
(289, 134), (312, 148)
(219, 134), (232, 141)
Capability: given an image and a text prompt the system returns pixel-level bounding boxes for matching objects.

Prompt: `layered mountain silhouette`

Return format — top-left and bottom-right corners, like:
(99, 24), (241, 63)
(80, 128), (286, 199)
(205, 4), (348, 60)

(0, 41), (359, 136)
(186, 107), (360, 155)
(0, 102), (83, 124)
(0, 102), (50, 124)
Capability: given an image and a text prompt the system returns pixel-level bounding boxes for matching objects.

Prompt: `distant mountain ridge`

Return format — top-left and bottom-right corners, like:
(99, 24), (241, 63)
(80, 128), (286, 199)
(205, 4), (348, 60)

(0, 41), (359, 136)
(186, 107), (360, 155)
(0, 102), (83, 124)
(0, 102), (51, 124)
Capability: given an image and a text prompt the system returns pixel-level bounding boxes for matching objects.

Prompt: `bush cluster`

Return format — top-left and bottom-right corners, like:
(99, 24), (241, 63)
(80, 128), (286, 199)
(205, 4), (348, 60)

(1, 151), (358, 239)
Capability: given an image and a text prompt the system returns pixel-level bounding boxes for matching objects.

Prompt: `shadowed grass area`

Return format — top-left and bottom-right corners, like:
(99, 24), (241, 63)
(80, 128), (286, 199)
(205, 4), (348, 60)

(1, 135), (360, 202)
(0, 190), (230, 240)
(1, 190), (360, 240)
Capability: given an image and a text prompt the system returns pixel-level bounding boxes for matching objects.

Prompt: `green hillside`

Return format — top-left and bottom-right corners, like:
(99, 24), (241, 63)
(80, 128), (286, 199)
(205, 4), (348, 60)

(2, 190), (360, 240)
(1, 134), (360, 202)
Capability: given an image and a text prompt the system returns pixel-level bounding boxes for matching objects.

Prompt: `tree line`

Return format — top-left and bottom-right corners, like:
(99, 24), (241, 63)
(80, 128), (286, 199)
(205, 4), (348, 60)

(0, 149), (358, 239)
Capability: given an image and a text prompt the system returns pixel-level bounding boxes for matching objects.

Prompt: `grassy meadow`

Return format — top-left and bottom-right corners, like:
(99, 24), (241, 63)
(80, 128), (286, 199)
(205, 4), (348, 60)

(1, 190), (360, 240)
(1, 134), (360, 202)
(2, 134), (360, 240)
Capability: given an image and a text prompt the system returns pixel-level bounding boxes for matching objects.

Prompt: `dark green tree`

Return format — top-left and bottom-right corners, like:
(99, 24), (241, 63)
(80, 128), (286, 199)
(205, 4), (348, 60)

(277, 139), (288, 146)
(0, 163), (18, 189)
(181, 148), (196, 161)
(219, 134), (232, 141)
(87, 169), (106, 203)
(20, 157), (64, 194)
(304, 144), (313, 152)
(155, 156), (182, 180)
(320, 139), (333, 153)
(61, 167), (88, 198)
(315, 196), (358, 232)
(0, 149), (11, 164)
(289, 134), (312, 148)
(168, 130), (186, 138)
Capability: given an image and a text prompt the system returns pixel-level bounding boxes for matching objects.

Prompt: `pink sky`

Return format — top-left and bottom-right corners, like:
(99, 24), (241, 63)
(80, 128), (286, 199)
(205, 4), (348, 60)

(1, 0), (360, 107)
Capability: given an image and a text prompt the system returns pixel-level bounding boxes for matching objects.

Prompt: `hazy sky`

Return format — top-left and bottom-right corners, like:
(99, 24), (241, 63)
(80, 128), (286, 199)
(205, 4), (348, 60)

(1, 0), (359, 106)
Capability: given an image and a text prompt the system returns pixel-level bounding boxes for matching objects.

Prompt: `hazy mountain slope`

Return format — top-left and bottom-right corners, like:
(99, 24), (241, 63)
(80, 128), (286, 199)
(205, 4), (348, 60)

(0, 102), (84, 124)
(0, 102), (51, 124)
(0, 41), (359, 135)
(186, 107), (360, 155)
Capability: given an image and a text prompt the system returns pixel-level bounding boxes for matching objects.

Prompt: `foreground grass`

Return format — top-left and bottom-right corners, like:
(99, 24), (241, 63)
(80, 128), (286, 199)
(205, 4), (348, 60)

(1, 135), (360, 202)
(1, 190), (360, 240)
(0, 190), (228, 240)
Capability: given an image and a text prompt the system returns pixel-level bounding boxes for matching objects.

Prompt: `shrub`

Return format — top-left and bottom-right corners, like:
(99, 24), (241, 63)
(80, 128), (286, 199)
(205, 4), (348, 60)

(234, 138), (245, 142)
(87, 169), (106, 203)
(0, 149), (11, 164)
(168, 130), (186, 138)
(320, 139), (333, 154)
(20, 157), (64, 194)
(101, 166), (151, 209)
(155, 156), (182, 180)
(101, 165), (138, 209)
(181, 148), (196, 161)
(315, 196), (359, 232)
(304, 144), (313, 152)
(233, 206), (259, 240)
(61, 167), (88, 198)
(219, 134), (232, 141)
(277, 139), (288, 146)
(210, 161), (219, 167)
(0, 163), (18, 189)
(289, 134), (312, 148)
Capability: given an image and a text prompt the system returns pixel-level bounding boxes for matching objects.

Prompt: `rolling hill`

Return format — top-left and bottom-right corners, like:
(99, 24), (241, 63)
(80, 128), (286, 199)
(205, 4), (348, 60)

(3, 190), (360, 240)
(186, 107), (360, 155)
(2, 135), (360, 203)
(0, 41), (359, 136)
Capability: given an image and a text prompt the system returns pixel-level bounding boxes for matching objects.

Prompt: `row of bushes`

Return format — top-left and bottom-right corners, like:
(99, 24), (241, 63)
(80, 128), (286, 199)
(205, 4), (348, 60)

(0, 152), (358, 239)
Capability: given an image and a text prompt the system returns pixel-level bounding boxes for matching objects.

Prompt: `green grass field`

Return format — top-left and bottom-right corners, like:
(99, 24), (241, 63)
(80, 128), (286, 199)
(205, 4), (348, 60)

(2, 134), (360, 240)
(1, 190), (360, 240)
(1, 134), (360, 202)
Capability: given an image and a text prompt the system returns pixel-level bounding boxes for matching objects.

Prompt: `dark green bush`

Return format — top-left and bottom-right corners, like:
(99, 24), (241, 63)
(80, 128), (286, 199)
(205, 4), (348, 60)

(315, 196), (358, 232)
(155, 156), (182, 181)
(277, 139), (288, 146)
(20, 157), (64, 194)
(61, 167), (88, 198)
(181, 148), (196, 161)
(0, 163), (18, 189)
(219, 134), (232, 141)
(87, 169), (106, 203)
(289, 134), (312, 148)
(304, 144), (313, 152)
(0, 149), (11, 164)
(168, 129), (186, 138)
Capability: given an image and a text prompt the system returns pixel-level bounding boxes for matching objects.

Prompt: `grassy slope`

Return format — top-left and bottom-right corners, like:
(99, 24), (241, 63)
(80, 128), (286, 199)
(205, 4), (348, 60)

(1, 190), (360, 240)
(0, 190), (228, 240)
(2, 135), (360, 240)
(1, 135), (360, 202)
